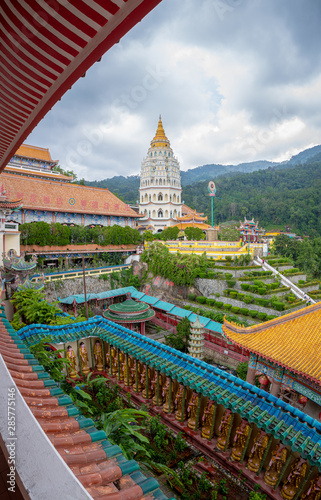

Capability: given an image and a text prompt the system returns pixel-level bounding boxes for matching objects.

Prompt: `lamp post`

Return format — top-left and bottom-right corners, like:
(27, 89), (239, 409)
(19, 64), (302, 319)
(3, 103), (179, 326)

(207, 181), (216, 228)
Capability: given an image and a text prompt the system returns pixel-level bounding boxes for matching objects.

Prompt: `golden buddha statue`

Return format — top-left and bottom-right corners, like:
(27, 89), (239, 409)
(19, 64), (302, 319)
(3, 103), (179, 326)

(187, 393), (199, 430)
(201, 400), (215, 440)
(247, 430), (269, 473)
(110, 346), (118, 375)
(79, 342), (90, 375)
(162, 377), (171, 413)
(175, 384), (186, 422)
(302, 474), (321, 500)
(281, 458), (307, 500)
(117, 351), (125, 381)
(150, 372), (157, 399)
(93, 340), (103, 372)
(66, 345), (77, 378)
(231, 421), (250, 461)
(264, 444), (287, 487)
(217, 410), (232, 451)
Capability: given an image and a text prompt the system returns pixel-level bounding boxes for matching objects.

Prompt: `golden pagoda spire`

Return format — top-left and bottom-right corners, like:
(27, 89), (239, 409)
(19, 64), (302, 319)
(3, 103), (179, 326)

(150, 115), (170, 148)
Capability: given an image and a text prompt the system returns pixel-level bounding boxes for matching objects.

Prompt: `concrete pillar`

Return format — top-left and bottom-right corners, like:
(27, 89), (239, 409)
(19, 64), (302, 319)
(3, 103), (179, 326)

(270, 379), (282, 397)
(206, 227), (218, 241)
(246, 366), (256, 385)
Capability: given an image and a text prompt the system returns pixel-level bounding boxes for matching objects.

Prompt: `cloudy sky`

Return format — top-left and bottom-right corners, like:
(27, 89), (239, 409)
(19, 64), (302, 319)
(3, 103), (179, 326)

(27, 0), (321, 181)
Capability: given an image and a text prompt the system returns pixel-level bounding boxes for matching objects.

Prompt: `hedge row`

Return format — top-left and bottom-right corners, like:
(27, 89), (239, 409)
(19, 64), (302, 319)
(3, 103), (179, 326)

(189, 295), (277, 320)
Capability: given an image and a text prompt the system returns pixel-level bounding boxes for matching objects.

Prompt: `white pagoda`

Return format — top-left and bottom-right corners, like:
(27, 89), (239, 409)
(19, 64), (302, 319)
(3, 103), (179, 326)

(188, 315), (205, 360)
(138, 117), (183, 233)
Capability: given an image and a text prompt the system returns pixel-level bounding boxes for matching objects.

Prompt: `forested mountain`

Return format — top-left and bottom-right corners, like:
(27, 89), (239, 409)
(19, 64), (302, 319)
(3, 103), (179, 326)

(182, 153), (321, 237)
(85, 144), (321, 205)
(84, 145), (321, 236)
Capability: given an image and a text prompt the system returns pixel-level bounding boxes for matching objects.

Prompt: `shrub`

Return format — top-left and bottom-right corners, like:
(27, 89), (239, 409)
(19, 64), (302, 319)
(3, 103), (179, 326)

(237, 293), (245, 300)
(206, 298), (216, 306)
(243, 295), (254, 304)
(271, 282), (279, 289)
(215, 301), (224, 308)
(266, 315), (277, 321)
(298, 280), (305, 285)
(207, 271), (215, 279)
(249, 310), (258, 318)
(249, 285), (256, 293)
(223, 303), (232, 310)
(199, 272), (207, 279)
(274, 302), (285, 311)
(241, 283), (250, 291)
(226, 279), (236, 288)
(257, 312), (267, 320)
(253, 280), (265, 287)
(236, 362), (248, 380)
(225, 273), (233, 279)
(188, 294), (196, 301)
(240, 308), (249, 315)
(230, 291), (237, 299)
(231, 306), (240, 313)
(257, 288), (267, 295)
(196, 296), (207, 304)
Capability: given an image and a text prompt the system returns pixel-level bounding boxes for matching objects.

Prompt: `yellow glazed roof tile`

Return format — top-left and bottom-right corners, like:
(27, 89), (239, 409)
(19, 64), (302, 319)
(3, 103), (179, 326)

(222, 303), (321, 382)
(14, 144), (54, 162)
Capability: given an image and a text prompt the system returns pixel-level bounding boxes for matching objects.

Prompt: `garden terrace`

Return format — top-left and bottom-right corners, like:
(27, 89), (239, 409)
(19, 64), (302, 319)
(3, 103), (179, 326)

(0, 308), (171, 500)
(17, 315), (321, 500)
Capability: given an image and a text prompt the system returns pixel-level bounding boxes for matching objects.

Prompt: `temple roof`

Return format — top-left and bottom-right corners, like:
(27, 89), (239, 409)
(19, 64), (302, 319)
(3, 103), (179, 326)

(1, 173), (138, 218)
(172, 222), (210, 230)
(17, 315), (321, 468)
(222, 302), (321, 383)
(14, 144), (56, 163)
(0, 311), (170, 500)
(150, 116), (170, 148)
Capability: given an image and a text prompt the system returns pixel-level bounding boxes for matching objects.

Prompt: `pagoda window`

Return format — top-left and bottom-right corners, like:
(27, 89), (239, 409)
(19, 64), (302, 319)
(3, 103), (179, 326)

(152, 194), (156, 201)
(159, 178), (162, 185)
(170, 211), (172, 218)
(165, 210), (169, 218)
(156, 179), (158, 185)
(152, 210), (156, 218)
(158, 193), (163, 201)
(149, 211), (151, 217)
(170, 195), (172, 201)
(144, 194), (148, 202)
(158, 209), (163, 218)
(178, 211), (180, 217)
(173, 209), (177, 218)
(144, 209), (147, 215)
(149, 195), (151, 201)
(173, 194), (177, 202)
(164, 194), (168, 201)
(177, 196), (180, 203)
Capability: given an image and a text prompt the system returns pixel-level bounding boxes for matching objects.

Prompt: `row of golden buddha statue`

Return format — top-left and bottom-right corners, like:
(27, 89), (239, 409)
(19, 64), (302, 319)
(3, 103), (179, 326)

(66, 342), (320, 500)
(66, 340), (104, 378)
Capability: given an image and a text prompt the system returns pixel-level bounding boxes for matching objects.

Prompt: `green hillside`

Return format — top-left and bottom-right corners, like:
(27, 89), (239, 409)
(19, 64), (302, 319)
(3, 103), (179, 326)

(183, 154), (321, 237)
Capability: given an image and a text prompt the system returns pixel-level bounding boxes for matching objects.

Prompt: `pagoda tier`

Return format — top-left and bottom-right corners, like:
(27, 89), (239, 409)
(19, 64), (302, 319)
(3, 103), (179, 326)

(238, 217), (265, 243)
(138, 116), (183, 233)
(188, 315), (205, 360)
(103, 293), (155, 335)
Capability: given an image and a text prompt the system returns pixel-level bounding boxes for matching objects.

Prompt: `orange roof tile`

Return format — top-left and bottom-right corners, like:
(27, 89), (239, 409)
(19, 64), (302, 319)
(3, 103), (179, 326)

(1, 173), (138, 218)
(222, 302), (321, 383)
(14, 144), (54, 162)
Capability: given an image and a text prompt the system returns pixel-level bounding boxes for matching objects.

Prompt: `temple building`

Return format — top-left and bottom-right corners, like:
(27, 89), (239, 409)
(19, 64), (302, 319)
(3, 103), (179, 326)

(222, 303), (321, 419)
(3, 144), (138, 228)
(173, 205), (210, 232)
(103, 292), (155, 335)
(238, 217), (265, 243)
(138, 117), (183, 233)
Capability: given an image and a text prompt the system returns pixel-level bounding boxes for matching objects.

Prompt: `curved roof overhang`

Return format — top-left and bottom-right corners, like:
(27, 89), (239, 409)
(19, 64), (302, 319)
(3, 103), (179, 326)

(0, 0), (162, 172)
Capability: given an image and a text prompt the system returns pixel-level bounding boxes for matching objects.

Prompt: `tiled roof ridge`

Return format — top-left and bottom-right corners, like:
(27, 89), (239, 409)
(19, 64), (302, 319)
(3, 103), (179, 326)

(223, 301), (321, 335)
(5, 166), (72, 180)
(0, 310), (171, 500)
(17, 315), (321, 467)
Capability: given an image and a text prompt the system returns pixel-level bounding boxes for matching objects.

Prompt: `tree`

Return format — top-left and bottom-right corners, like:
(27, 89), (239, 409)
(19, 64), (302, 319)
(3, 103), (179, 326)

(184, 226), (206, 241)
(165, 317), (191, 353)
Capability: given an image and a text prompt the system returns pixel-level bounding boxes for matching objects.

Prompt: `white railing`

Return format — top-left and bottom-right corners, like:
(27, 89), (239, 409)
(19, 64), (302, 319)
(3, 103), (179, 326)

(255, 256), (316, 304)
